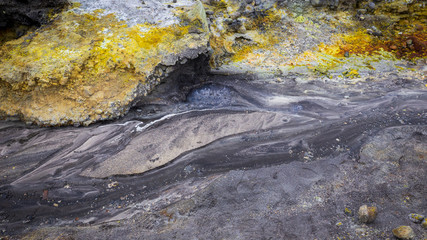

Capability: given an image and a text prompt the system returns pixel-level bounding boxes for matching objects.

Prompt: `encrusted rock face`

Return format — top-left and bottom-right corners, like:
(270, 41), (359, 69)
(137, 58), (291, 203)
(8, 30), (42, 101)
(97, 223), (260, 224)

(203, 0), (426, 79)
(0, 0), (209, 126)
(1, 0), (426, 126)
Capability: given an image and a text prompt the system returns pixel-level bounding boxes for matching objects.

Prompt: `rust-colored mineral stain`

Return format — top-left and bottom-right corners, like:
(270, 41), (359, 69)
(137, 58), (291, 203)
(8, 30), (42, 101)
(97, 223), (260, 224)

(42, 189), (49, 200)
(333, 29), (427, 60)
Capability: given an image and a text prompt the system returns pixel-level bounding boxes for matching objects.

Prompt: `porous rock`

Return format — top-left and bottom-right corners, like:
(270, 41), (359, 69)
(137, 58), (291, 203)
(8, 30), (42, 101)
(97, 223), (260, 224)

(0, 0), (209, 126)
(392, 226), (415, 240)
(358, 204), (377, 223)
(408, 213), (424, 223)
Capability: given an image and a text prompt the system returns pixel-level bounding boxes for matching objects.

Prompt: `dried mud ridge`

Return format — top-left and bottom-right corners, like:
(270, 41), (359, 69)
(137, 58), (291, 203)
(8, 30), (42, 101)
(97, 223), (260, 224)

(0, 73), (426, 239)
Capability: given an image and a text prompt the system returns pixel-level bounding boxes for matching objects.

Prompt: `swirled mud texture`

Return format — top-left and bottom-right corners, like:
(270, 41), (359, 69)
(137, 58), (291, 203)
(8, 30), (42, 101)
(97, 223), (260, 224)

(0, 72), (426, 239)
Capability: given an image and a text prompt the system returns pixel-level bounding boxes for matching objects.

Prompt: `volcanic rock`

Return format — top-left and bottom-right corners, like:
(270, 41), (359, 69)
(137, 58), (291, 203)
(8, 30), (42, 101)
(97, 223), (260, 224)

(0, 0), (209, 126)
(358, 205), (377, 223)
(408, 213), (424, 223)
(392, 226), (415, 240)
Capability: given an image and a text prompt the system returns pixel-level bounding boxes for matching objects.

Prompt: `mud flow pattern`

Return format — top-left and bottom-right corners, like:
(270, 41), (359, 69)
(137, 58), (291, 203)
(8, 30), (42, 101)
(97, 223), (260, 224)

(0, 76), (426, 238)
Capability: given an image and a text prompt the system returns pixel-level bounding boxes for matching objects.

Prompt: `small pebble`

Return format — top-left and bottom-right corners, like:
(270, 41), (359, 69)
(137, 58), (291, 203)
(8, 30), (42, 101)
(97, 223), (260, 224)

(357, 8), (367, 15)
(392, 226), (415, 239)
(108, 181), (119, 188)
(311, 0), (323, 7)
(390, 45), (398, 50)
(205, 10), (214, 15)
(408, 213), (424, 223)
(358, 205), (377, 223)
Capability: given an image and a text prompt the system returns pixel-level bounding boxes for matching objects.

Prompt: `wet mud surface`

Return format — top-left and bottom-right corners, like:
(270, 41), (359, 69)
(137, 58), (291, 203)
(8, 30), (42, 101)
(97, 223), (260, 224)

(0, 73), (426, 239)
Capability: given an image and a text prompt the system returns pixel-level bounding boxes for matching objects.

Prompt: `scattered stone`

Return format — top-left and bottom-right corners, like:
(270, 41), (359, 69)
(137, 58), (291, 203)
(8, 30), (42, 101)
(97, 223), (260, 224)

(328, 0), (339, 10)
(355, 227), (368, 235)
(205, 10), (214, 15)
(344, 51), (350, 58)
(367, 27), (382, 37)
(358, 205), (377, 223)
(408, 213), (424, 223)
(392, 226), (415, 240)
(107, 181), (119, 188)
(422, 218), (427, 229)
(390, 45), (398, 50)
(358, 8), (367, 14)
(368, 2), (376, 10)
(311, 0), (324, 7)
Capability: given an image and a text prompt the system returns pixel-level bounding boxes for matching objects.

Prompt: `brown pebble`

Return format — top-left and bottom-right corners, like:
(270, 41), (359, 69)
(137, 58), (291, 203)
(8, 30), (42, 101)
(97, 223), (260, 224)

(392, 226), (415, 239)
(390, 45), (397, 50)
(358, 205), (377, 223)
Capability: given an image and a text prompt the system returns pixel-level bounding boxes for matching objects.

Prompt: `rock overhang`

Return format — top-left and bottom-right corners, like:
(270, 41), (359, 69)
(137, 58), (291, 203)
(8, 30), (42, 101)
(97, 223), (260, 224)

(0, 0), (426, 126)
(0, 0), (210, 126)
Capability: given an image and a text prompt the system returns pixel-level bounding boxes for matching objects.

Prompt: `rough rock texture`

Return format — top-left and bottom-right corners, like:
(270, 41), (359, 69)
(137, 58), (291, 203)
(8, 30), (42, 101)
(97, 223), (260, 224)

(0, 0), (426, 125)
(0, 0), (209, 126)
(358, 205), (378, 224)
(204, 0), (426, 78)
(392, 226), (416, 240)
